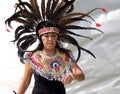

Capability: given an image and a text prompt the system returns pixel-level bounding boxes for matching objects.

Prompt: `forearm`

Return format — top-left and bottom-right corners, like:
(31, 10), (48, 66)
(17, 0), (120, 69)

(16, 61), (33, 94)
(17, 79), (31, 94)
(72, 70), (85, 81)
(71, 62), (85, 81)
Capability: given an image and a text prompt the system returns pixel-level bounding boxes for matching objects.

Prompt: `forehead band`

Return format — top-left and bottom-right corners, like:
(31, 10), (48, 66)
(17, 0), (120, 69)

(38, 27), (59, 36)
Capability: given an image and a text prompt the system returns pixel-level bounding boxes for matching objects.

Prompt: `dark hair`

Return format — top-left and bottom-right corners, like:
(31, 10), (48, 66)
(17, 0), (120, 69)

(5, 0), (104, 63)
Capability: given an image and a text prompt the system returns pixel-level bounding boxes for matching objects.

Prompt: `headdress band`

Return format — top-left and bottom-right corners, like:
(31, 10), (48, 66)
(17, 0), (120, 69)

(38, 27), (59, 36)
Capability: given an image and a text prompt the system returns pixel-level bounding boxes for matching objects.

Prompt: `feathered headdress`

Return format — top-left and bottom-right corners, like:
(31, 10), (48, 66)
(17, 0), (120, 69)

(5, 0), (106, 63)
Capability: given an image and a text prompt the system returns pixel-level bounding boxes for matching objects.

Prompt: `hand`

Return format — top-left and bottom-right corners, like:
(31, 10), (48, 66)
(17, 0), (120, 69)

(61, 73), (74, 85)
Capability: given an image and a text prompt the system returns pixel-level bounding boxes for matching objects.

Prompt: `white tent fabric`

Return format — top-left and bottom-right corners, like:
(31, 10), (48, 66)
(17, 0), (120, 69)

(0, 0), (120, 94)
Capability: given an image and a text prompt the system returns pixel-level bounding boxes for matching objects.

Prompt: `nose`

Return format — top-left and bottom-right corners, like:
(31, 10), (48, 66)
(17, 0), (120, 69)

(48, 35), (52, 41)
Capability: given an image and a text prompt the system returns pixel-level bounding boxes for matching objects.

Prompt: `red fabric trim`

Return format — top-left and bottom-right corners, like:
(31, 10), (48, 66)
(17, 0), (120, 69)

(38, 27), (59, 35)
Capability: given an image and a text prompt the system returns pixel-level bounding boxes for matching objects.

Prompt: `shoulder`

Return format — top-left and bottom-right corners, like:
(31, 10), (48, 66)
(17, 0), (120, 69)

(25, 50), (41, 57)
(24, 50), (41, 63)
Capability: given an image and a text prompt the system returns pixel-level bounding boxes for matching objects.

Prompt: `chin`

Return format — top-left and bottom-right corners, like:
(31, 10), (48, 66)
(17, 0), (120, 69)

(46, 47), (55, 51)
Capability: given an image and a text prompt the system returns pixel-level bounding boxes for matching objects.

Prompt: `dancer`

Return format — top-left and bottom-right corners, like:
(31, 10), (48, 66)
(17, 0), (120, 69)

(5, 0), (105, 94)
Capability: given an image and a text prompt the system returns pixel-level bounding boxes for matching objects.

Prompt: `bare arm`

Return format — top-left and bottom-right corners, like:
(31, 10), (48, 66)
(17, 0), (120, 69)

(71, 61), (85, 81)
(17, 61), (33, 94)
(61, 61), (85, 84)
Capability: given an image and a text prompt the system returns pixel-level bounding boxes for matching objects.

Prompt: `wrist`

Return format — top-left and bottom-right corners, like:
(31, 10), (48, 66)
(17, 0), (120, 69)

(69, 72), (74, 80)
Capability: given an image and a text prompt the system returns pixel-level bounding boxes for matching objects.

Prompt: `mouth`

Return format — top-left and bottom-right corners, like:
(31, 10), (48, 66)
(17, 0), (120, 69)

(48, 43), (54, 45)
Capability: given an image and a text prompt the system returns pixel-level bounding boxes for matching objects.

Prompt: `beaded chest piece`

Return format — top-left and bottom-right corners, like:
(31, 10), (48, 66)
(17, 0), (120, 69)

(28, 49), (74, 81)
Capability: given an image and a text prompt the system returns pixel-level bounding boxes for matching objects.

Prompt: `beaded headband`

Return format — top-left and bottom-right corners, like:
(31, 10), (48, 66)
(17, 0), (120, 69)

(38, 27), (59, 36)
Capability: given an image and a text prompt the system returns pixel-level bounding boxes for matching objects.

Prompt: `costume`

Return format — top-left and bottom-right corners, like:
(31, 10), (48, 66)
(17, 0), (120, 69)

(5, 0), (106, 94)
(32, 74), (66, 94)
(26, 49), (74, 94)
(28, 49), (74, 81)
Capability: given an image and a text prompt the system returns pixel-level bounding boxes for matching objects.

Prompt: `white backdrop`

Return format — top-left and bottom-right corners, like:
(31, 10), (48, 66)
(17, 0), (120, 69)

(0, 0), (120, 94)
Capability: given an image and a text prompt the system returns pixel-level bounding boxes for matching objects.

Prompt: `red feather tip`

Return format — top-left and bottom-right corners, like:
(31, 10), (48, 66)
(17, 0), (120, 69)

(14, 5), (17, 8)
(96, 23), (101, 27)
(102, 8), (106, 13)
(6, 28), (11, 32)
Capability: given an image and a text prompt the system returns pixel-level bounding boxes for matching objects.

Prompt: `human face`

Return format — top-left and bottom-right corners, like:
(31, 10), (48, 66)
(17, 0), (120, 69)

(41, 33), (58, 51)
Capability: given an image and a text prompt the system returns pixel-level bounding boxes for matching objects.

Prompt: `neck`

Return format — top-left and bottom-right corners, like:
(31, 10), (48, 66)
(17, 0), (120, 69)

(41, 49), (56, 56)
